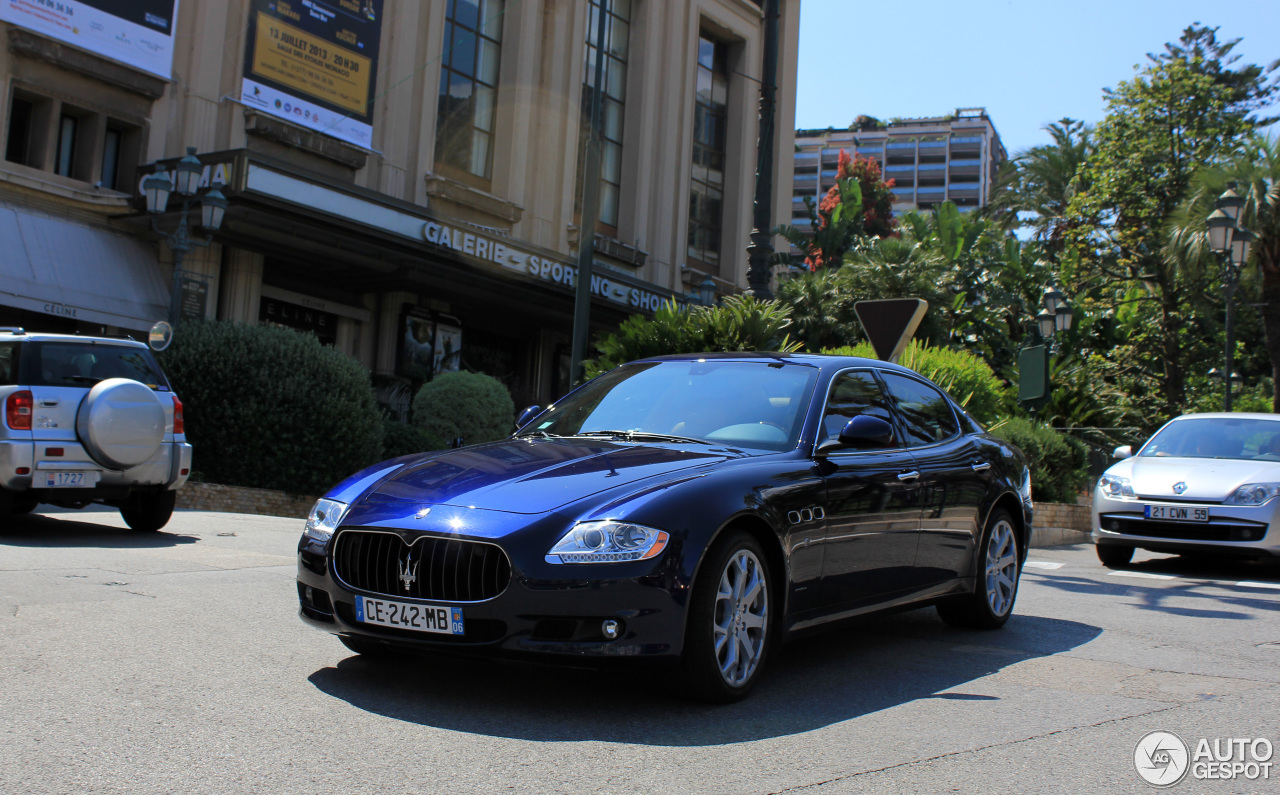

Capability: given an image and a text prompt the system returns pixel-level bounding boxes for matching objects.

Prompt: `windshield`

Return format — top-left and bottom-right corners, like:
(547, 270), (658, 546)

(519, 360), (819, 452)
(26, 343), (170, 390)
(1140, 417), (1280, 461)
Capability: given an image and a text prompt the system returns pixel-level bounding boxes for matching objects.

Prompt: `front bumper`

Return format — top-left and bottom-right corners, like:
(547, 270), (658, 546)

(1091, 488), (1280, 558)
(296, 530), (690, 662)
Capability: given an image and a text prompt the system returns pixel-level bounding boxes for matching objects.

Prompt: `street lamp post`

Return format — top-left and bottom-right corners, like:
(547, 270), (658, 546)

(142, 147), (226, 326)
(1206, 187), (1255, 412)
(1018, 285), (1074, 411)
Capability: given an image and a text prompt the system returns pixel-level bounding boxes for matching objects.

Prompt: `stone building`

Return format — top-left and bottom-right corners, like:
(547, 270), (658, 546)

(1, 0), (800, 407)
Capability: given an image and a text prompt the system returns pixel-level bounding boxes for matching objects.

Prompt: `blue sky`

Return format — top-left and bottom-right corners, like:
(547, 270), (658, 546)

(795, 0), (1280, 156)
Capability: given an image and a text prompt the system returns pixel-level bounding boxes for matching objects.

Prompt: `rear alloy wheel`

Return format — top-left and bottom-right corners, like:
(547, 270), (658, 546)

(679, 532), (772, 703)
(938, 510), (1021, 630)
(119, 490), (177, 532)
(1096, 543), (1134, 568)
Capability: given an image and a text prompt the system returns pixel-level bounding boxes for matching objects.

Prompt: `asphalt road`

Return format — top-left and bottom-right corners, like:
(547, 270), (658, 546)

(2, 507), (1278, 795)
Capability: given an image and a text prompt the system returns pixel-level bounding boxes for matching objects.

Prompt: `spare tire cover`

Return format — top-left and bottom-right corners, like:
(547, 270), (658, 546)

(76, 378), (166, 471)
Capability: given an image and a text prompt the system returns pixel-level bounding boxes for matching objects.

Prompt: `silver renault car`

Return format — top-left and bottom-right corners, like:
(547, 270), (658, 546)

(1092, 413), (1280, 566)
(0, 328), (192, 531)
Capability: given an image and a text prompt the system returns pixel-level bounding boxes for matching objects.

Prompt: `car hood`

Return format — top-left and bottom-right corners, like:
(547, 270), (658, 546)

(361, 438), (730, 514)
(1109, 456), (1280, 500)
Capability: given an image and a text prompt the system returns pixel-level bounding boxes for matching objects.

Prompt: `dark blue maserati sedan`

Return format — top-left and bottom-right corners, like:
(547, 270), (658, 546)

(297, 353), (1032, 702)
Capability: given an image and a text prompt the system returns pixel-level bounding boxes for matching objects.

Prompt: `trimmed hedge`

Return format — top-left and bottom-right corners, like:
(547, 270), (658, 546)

(381, 418), (444, 460)
(824, 340), (1009, 425)
(159, 321), (384, 495)
(412, 370), (515, 446)
(989, 416), (1089, 504)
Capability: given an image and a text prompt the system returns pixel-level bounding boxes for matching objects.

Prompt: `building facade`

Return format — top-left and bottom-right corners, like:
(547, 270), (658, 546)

(792, 108), (1006, 231)
(0, 0), (800, 410)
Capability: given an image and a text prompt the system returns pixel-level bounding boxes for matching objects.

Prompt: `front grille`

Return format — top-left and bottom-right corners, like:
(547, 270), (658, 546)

(1101, 516), (1268, 543)
(332, 530), (512, 602)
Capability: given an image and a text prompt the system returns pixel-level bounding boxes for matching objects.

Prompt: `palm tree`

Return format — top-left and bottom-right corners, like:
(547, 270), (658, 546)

(986, 118), (1093, 252)
(1168, 133), (1280, 409)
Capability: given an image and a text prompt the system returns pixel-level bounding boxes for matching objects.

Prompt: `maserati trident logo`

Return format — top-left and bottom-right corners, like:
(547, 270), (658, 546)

(398, 547), (419, 592)
(415, 507), (431, 519)
(1173, 482), (1188, 495)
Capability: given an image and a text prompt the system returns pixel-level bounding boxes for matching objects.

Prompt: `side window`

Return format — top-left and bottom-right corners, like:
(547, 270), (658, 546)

(0, 343), (17, 385)
(881, 373), (959, 447)
(821, 370), (895, 443)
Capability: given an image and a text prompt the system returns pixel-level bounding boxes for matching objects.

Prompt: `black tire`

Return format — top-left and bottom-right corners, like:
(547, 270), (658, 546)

(677, 531), (774, 703)
(339, 635), (399, 659)
(937, 509), (1021, 630)
(119, 490), (177, 532)
(1096, 543), (1134, 568)
(10, 495), (38, 515)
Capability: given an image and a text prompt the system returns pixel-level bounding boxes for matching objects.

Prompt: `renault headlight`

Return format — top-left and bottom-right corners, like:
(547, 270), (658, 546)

(304, 498), (348, 543)
(1098, 474), (1136, 499)
(1223, 483), (1280, 506)
(546, 520), (669, 564)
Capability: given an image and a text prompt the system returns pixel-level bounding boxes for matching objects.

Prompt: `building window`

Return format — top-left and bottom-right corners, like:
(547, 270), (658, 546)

(435, 0), (505, 185)
(575, 0), (631, 231)
(54, 114), (78, 177)
(5, 96), (37, 166)
(687, 34), (728, 271)
(100, 127), (122, 188)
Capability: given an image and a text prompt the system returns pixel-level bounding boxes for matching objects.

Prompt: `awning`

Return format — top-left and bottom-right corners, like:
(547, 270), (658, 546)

(0, 202), (168, 331)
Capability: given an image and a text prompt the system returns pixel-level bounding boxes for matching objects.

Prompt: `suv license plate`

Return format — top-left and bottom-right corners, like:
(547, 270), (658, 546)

(43, 471), (101, 488)
(354, 596), (464, 636)
(1144, 505), (1209, 522)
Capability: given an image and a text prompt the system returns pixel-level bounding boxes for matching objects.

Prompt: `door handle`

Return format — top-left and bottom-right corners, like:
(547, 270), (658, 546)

(897, 471), (920, 482)
(971, 462), (991, 472)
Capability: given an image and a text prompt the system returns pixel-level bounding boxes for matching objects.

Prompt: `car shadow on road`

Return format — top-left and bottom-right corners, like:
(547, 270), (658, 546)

(306, 610), (1101, 746)
(0, 511), (199, 548)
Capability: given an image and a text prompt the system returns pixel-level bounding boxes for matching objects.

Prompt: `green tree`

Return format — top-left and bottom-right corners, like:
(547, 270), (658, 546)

(1168, 133), (1280, 409)
(1066, 24), (1278, 419)
(774, 149), (897, 270)
(986, 118), (1094, 252)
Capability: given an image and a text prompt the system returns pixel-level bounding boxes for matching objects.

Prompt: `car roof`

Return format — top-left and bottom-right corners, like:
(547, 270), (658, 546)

(1169, 412), (1280, 421)
(630, 351), (922, 376)
(0, 330), (147, 349)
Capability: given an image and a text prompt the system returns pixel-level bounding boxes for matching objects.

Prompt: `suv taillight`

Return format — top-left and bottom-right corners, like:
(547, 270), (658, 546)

(172, 395), (184, 435)
(6, 390), (32, 431)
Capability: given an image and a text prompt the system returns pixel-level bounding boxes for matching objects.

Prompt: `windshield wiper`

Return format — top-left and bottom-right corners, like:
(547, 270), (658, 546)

(575, 430), (712, 444)
(516, 430), (561, 440)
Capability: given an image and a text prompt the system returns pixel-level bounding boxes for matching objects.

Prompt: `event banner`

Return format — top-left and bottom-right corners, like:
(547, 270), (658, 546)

(240, 0), (382, 149)
(0, 0), (178, 78)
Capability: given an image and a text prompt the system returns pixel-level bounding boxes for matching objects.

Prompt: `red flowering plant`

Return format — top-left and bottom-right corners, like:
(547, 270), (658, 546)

(775, 149), (897, 270)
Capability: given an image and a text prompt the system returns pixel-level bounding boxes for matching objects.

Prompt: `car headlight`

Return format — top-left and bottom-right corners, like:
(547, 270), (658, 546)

(1098, 474), (1136, 499)
(1223, 483), (1280, 506)
(1019, 467), (1032, 502)
(546, 520), (669, 564)
(304, 498), (348, 543)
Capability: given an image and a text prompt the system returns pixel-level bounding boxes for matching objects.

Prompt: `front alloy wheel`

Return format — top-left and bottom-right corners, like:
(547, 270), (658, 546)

(680, 532), (772, 702)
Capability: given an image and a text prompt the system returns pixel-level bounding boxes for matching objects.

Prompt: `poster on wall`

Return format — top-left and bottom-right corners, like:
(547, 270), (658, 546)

(399, 309), (462, 382)
(239, 0), (382, 150)
(0, 0), (179, 78)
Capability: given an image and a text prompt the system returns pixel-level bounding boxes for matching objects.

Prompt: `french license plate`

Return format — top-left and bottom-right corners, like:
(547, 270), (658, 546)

(43, 471), (100, 488)
(354, 595), (464, 636)
(1144, 505), (1209, 522)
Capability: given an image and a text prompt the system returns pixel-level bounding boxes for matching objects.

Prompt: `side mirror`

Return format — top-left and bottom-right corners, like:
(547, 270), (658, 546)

(817, 415), (895, 456)
(515, 405), (542, 430)
(1112, 445), (1133, 460)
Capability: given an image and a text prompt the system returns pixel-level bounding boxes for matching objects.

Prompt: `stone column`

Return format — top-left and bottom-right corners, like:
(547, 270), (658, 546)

(218, 248), (264, 324)
(375, 291), (419, 376)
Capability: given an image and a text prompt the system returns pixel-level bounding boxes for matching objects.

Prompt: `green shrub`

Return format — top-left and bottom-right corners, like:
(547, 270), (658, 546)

(989, 416), (1089, 504)
(823, 340), (1010, 425)
(412, 371), (515, 445)
(585, 295), (802, 379)
(381, 418), (443, 460)
(159, 321), (383, 495)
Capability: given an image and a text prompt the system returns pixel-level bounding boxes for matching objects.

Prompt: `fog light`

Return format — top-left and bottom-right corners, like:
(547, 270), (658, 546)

(601, 619), (621, 639)
(1109, 520), (1121, 531)
(305, 586), (314, 604)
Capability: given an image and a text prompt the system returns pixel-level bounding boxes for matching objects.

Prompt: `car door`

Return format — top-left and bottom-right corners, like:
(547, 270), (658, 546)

(879, 372), (987, 586)
(817, 369), (923, 608)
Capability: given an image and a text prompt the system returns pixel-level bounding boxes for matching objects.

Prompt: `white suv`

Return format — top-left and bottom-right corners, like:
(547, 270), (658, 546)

(0, 328), (193, 531)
